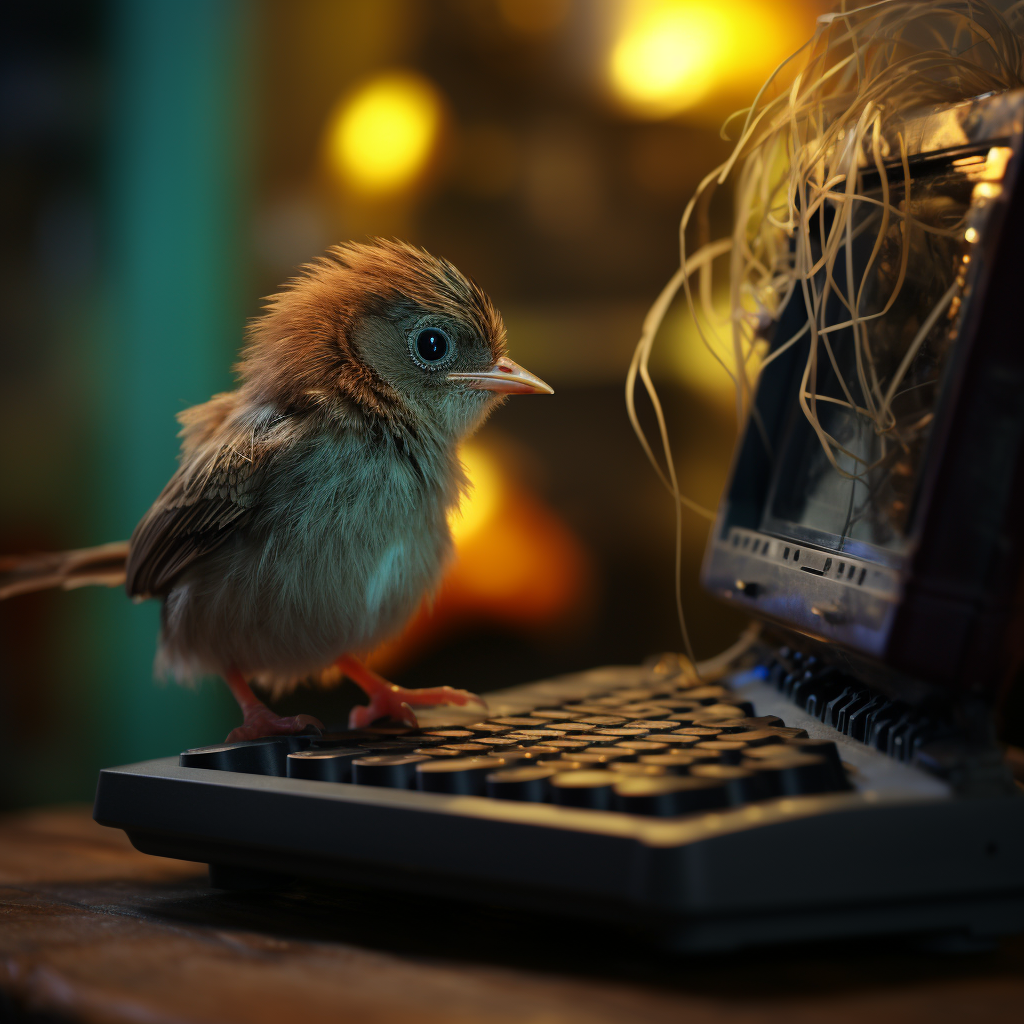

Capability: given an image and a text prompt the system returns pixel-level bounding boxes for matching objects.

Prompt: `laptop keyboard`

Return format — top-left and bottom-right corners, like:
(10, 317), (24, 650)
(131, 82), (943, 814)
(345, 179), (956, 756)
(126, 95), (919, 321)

(765, 647), (960, 767)
(178, 661), (852, 817)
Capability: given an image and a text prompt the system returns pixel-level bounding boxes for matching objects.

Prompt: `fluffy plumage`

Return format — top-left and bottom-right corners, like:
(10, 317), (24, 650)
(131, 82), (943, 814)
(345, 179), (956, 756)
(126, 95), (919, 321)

(1, 240), (550, 727)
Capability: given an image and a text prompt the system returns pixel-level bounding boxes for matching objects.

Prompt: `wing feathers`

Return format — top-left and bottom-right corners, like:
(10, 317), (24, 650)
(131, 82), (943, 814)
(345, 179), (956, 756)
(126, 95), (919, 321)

(125, 410), (281, 598)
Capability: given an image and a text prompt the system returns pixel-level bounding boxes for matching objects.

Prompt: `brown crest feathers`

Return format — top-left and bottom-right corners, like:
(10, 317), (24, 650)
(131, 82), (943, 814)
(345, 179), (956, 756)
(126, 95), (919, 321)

(233, 240), (505, 422)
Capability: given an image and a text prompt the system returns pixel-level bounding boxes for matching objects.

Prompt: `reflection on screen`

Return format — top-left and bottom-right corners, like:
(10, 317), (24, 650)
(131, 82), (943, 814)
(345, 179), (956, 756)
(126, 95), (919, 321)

(762, 158), (978, 556)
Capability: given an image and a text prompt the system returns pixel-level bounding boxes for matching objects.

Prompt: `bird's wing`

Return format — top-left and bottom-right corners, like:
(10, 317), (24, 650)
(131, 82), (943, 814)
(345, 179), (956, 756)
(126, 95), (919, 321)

(125, 417), (284, 599)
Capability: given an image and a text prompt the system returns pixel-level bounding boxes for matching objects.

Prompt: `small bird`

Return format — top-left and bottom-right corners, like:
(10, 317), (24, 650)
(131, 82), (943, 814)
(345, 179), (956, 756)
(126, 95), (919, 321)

(0, 240), (552, 741)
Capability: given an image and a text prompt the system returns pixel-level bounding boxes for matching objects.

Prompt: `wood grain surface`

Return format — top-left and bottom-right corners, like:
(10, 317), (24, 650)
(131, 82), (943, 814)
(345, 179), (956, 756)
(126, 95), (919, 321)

(1, 806), (1022, 1023)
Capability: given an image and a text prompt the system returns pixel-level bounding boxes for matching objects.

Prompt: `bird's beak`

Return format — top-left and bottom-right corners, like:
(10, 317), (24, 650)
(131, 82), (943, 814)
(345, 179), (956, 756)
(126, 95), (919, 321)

(448, 356), (554, 395)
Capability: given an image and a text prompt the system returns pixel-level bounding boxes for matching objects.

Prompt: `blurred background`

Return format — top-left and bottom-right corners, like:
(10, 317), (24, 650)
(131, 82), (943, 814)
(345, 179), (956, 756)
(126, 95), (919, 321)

(0, 0), (831, 807)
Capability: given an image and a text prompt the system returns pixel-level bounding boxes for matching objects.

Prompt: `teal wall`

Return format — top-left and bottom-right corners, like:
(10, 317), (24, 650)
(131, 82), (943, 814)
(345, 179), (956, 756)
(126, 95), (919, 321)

(77, 0), (253, 783)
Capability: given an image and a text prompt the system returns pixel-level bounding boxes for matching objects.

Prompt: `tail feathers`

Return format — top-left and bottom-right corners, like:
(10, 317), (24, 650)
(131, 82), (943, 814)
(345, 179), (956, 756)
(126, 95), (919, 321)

(0, 540), (130, 600)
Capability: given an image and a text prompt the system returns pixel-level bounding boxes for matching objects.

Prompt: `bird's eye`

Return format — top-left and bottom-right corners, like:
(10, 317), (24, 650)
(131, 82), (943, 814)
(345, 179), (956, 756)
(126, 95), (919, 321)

(415, 328), (449, 363)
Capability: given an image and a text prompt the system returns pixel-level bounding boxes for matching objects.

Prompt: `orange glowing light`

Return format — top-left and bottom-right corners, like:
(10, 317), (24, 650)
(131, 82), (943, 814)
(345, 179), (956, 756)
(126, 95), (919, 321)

(448, 443), (503, 544)
(368, 442), (593, 674)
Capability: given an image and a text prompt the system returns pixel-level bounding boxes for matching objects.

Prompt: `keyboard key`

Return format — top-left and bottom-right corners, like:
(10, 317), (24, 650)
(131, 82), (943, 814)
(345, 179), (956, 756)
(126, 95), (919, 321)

(887, 715), (916, 759)
(486, 766), (556, 801)
(611, 763), (667, 777)
(663, 734), (700, 747)
(693, 740), (749, 764)
(544, 739), (593, 752)
(312, 731), (374, 746)
(424, 729), (476, 740)
(845, 695), (886, 741)
(694, 703), (753, 720)
(625, 720), (679, 731)
(612, 707), (674, 721)
(724, 730), (785, 747)
(690, 764), (763, 804)
(415, 746), (471, 758)
(638, 753), (705, 772)
(671, 726), (724, 737)
(612, 740), (669, 755)
(528, 709), (586, 721)
(504, 730), (564, 741)
(549, 770), (617, 809)
(488, 717), (546, 727)
(571, 751), (629, 765)
(765, 726), (810, 740)
(867, 703), (906, 749)
(181, 738), (308, 777)
(577, 716), (629, 726)
(537, 758), (586, 771)
(803, 680), (847, 719)
(741, 754), (847, 795)
(669, 706), (748, 726)
(574, 733), (618, 746)
(416, 756), (506, 795)
(496, 746), (563, 763)
(614, 776), (729, 816)
(553, 722), (599, 733)
(725, 716), (785, 730)
(285, 747), (362, 782)
(464, 722), (514, 735)
(595, 744), (637, 760)
(665, 748), (720, 762)
(778, 738), (844, 774)
(351, 754), (430, 788)
(826, 688), (864, 730)
(439, 742), (492, 755)
(592, 728), (650, 739)
(355, 740), (420, 755)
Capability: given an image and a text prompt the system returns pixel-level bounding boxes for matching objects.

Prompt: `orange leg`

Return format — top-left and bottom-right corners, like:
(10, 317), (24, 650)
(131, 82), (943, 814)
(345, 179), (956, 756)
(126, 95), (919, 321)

(223, 669), (323, 743)
(336, 654), (488, 729)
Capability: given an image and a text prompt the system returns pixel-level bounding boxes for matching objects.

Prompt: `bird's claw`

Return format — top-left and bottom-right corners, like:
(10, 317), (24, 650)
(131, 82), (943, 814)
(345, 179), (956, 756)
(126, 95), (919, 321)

(226, 709), (323, 743)
(348, 683), (488, 729)
(348, 694), (418, 729)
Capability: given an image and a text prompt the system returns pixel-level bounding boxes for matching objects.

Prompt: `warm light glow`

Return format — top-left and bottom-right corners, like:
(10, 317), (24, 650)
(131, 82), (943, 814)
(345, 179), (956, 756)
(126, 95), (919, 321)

(449, 443), (503, 544)
(609, 1), (791, 119)
(662, 294), (766, 406)
(368, 440), (594, 675)
(324, 72), (443, 196)
(499, 0), (569, 35)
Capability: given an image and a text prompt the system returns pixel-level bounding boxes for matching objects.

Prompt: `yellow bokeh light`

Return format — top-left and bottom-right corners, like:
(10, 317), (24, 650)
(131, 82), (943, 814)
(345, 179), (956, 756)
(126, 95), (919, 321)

(661, 293), (766, 407)
(324, 71), (443, 196)
(449, 443), (503, 544)
(609, 1), (791, 119)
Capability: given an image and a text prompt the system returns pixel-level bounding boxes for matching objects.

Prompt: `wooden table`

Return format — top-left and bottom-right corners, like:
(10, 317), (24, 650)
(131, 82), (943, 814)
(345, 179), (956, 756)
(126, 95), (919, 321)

(2, 806), (1023, 1023)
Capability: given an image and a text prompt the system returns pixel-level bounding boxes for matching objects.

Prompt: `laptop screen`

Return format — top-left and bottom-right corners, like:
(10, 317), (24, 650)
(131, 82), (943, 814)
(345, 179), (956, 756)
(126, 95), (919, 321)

(760, 159), (974, 564)
(702, 89), (1024, 686)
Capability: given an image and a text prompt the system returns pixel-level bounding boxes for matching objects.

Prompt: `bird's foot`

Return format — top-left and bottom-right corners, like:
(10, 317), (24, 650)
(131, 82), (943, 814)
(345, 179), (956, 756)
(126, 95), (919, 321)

(336, 655), (488, 729)
(221, 670), (323, 742)
(226, 705), (323, 744)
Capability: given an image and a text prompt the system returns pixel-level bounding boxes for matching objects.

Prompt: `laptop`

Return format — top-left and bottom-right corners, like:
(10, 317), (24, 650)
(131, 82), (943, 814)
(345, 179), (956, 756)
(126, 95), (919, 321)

(93, 88), (1024, 951)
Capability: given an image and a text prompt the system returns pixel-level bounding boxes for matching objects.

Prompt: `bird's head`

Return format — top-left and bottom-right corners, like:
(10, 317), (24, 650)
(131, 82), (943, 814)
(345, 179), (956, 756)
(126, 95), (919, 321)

(238, 240), (551, 442)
